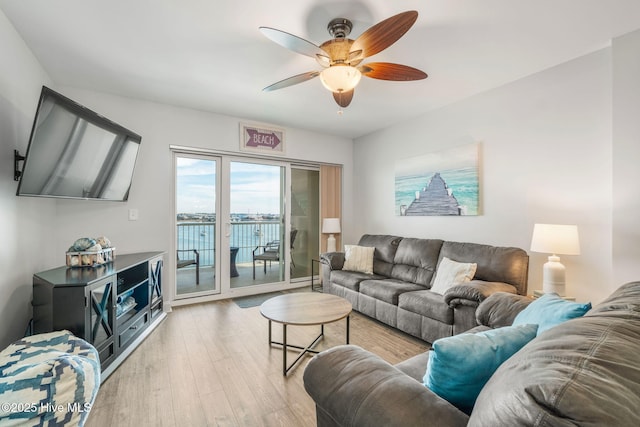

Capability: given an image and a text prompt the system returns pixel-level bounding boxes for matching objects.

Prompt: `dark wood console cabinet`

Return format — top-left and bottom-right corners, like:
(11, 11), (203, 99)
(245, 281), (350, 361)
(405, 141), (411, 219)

(32, 251), (165, 379)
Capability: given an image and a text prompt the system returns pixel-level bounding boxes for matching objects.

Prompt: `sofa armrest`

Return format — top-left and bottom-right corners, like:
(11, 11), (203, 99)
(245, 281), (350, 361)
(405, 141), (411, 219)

(303, 345), (469, 427)
(443, 280), (517, 307)
(320, 251), (345, 271)
(475, 292), (533, 328)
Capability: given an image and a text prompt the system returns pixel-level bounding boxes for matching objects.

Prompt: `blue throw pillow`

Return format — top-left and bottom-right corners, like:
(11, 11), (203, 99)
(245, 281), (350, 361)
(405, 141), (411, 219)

(512, 293), (591, 335)
(423, 324), (538, 413)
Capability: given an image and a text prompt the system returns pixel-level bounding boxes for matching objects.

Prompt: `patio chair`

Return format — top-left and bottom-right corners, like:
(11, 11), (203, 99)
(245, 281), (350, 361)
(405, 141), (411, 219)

(252, 240), (279, 279)
(252, 229), (298, 279)
(177, 249), (200, 284)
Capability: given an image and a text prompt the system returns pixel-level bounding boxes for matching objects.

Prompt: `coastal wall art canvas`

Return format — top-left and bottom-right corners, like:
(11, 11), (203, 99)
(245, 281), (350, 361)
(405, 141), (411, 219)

(395, 143), (479, 216)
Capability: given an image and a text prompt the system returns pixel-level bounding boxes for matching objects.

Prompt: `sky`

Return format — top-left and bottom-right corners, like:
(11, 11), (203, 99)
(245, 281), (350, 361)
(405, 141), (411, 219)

(395, 141), (479, 178)
(176, 157), (282, 214)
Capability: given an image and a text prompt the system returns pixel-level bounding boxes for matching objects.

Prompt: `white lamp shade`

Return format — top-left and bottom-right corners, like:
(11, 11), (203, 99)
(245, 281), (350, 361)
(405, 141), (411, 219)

(320, 65), (362, 93)
(530, 224), (580, 255)
(322, 218), (341, 234)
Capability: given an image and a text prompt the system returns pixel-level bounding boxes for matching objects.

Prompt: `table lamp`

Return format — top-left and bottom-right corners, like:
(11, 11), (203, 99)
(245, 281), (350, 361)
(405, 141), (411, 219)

(322, 218), (341, 252)
(530, 223), (580, 296)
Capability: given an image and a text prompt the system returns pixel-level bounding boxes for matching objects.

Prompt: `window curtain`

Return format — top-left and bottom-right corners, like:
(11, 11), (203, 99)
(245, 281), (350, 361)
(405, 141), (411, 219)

(320, 165), (342, 253)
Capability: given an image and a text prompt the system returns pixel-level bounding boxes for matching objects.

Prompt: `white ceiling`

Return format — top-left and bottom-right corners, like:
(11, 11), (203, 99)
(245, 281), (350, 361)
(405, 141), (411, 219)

(2, 0), (640, 139)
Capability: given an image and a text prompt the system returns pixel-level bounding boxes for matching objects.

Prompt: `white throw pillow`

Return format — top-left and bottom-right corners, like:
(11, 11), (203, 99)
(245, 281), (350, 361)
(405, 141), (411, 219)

(430, 257), (477, 295)
(343, 245), (375, 274)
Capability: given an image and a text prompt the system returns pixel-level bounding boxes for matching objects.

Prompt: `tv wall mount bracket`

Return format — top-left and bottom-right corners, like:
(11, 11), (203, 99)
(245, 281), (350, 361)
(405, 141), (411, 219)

(14, 150), (25, 181)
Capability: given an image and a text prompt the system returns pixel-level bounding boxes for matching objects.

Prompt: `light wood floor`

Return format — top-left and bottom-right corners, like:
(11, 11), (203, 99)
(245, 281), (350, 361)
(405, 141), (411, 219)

(86, 294), (429, 427)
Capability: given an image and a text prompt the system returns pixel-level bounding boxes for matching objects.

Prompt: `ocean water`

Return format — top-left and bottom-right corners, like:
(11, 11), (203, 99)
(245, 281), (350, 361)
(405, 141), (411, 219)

(395, 167), (479, 215)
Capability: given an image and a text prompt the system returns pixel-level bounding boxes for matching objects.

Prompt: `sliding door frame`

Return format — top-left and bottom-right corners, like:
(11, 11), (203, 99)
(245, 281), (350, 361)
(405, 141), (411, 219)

(290, 164), (321, 283)
(165, 145), (343, 310)
(173, 152), (223, 300)
(222, 155), (290, 293)
(169, 145), (341, 307)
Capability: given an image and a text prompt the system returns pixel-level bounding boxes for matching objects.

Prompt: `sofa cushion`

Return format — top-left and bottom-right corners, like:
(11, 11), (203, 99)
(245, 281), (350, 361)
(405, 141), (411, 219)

(330, 270), (385, 292)
(424, 324), (538, 414)
(360, 279), (425, 305)
(390, 238), (443, 286)
(304, 345), (471, 427)
(438, 241), (529, 295)
(357, 234), (403, 277)
(398, 290), (453, 324)
(512, 293), (591, 335)
(358, 234), (402, 264)
(585, 280), (640, 320)
(343, 245), (375, 274)
(470, 311), (640, 426)
(430, 257), (477, 295)
(394, 351), (430, 383)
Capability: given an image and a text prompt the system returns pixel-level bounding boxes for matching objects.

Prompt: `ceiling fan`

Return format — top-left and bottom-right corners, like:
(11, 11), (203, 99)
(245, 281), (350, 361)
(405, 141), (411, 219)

(260, 10), (427, 109)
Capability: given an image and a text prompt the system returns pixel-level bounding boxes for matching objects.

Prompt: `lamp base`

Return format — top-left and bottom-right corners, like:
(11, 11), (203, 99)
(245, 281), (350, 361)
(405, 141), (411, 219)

(327, 234), (337, 253)
(542, 255), (566, 296)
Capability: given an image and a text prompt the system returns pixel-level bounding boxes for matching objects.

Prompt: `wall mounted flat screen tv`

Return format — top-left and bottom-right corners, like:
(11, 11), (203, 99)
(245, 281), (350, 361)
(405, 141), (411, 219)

(16, 86), (141, 201)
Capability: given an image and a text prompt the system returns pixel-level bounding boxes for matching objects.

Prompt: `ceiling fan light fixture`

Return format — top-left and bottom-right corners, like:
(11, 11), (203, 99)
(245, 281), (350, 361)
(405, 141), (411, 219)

(320, 64), (362, 93)
(260, 11), (426, 110)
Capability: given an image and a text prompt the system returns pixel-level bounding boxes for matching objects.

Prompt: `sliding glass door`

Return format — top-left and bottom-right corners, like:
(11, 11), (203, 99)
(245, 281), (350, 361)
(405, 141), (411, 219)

(291, 167), (320, 280)
(229, 160), (286, 288)
(175, 155), (221, 297)
(175, 152), (300, 299)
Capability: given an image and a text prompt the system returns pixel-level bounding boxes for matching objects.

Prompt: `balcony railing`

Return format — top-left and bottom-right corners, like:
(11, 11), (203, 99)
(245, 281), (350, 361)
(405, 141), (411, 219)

(177, 221), (281, 267)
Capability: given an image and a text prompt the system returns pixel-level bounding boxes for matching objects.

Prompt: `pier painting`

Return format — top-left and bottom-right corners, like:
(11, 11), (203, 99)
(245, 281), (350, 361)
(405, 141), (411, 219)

(395, 143), (479, 216)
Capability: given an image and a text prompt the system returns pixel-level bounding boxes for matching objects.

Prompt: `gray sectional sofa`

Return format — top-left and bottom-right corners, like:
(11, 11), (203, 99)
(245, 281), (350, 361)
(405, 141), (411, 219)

(320, 234), (529, 342)
(304, 282), (640, 426)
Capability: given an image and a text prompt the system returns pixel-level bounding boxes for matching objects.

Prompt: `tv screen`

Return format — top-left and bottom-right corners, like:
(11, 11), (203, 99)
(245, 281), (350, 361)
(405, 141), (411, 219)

(16, 86), (141, 201)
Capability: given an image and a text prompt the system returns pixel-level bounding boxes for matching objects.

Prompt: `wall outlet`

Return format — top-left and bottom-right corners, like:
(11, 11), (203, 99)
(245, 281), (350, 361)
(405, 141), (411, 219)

(128, 208), (139, 221)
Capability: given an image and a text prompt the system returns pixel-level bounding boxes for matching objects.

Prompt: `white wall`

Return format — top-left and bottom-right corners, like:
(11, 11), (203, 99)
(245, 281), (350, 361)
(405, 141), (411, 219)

(0, 9), (55, 347)
(612, 29), (640, 286)
(0, 9), (353, 347)
(3, 5), (637, 348)
(51, 87), (354, 305)
(353, 48), (613, 304)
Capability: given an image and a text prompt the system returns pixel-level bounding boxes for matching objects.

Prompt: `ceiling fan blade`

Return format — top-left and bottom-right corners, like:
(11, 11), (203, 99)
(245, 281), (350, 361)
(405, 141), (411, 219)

(259, 27), (327, 58)
(263, 71), (320, 92)
(333, 89), (354, 108)
(350, 11), (418, 58)
(360, 62), (427, 81)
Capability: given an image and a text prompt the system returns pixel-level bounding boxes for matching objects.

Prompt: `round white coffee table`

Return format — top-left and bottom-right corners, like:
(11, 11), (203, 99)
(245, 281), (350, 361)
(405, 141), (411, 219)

(260, 292), (352, 375)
